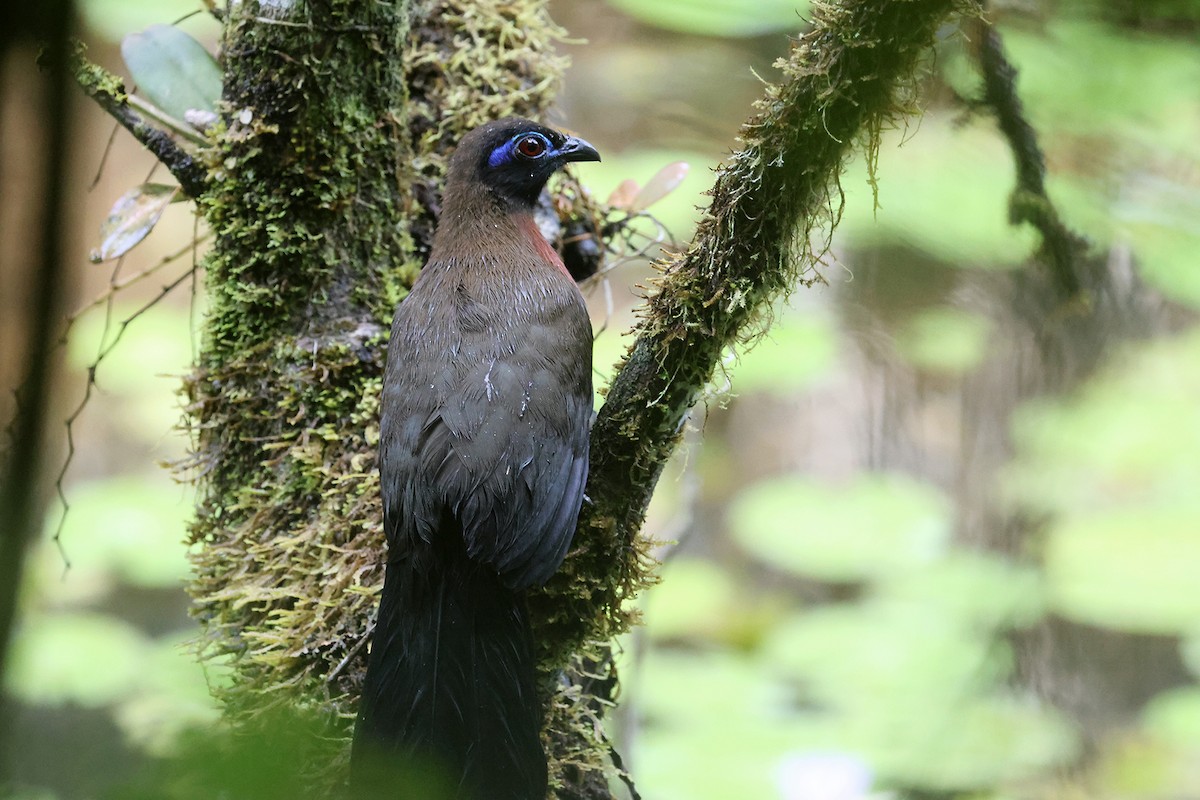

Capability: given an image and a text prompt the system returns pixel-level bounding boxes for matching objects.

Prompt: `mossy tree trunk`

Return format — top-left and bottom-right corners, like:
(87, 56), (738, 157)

(73, 0), (979, 796)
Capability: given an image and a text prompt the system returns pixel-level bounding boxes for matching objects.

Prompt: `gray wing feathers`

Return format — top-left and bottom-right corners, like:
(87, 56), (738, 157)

(381, 302), (591, 589)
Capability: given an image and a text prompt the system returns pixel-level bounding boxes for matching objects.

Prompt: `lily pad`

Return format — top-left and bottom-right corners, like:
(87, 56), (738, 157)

(1044, 508), (1200, 634)
(762, 606), (1006, 711)
(1143, 687), (1200, 750)
(609, 0), (810, 37)
(6, 613), (149, 706)
(875, 552), (1044, 629)
(729, 474), (950, 582)
(875, 696), (1078, 789)
(761, 607), (1077, 789)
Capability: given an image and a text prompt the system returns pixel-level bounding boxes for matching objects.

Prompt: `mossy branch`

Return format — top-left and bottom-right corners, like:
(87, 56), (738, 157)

(69, 45), (208, 197)
(535, 4), (978, 787)
(533, 0), (979, 660)
(970, 16), (1088, 297)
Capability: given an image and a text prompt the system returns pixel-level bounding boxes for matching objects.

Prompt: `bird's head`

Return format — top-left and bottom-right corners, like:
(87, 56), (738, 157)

(448, 117), (601, 211)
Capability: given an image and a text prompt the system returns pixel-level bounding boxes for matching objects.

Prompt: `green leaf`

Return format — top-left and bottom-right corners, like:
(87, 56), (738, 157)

(121, 24), (222, 122)
(838, 121), (1039, 267)
(113, 707), (373, 800)
(608, 0), (810, 37)
(729, 311), (837, 394)
(81, 0), (216, 44)
(1044, 508), (1200, 635)
(90, 183), (179, 263)
(113, 632), (222, 755)
(875, 696), (1078, 789)
(1007, 331), (1200, 635)
(1118, 173), (1200, 308)
(762, 606), (1007, 712)
(6, 613), (150, 706)
(636, 648), (785, 729)
(1143, 687), (1200, 749)
(729, 474), (950, 582)
(637, 720), (826, 800)
(634, 649), (817, 800)
(48, 474), (191, 589)
(1097, 734), (1186, 797)
(761, 606), (1077, 789)
(643, 558), (738, 642)
(66, 302), (198, 447)
(999, 20), (1200, 153)
(1007, 330), (1200, 515)
(874, 553), (1045, 629)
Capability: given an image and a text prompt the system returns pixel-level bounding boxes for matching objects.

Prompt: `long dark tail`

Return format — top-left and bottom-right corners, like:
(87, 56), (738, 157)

(350, 553), (545, 800)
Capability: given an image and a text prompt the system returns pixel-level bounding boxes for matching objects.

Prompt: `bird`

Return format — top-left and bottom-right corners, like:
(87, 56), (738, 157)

(350, 118), (600, 800)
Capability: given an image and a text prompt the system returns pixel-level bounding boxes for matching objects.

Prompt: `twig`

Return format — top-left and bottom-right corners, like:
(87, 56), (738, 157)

(67, 43), (208, 197)
(67, 234), (211, 322)
(327, 621), (372, 684)
(971, 16), (1088, 296)
(53, 262), (200, 558)
(127, 94), (209, 147)
(89, 121), (121, 190)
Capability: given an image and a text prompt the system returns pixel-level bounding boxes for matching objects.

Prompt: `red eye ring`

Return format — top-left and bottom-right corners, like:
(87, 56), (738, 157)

(516, 135), (546, 158)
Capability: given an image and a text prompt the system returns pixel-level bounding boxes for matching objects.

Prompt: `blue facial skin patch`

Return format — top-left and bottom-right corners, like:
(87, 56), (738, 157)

(487, 133), (552, 169)
(487, 142), (512, 169)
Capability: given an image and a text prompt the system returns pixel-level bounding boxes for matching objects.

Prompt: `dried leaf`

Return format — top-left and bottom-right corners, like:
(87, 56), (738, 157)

(606, 179), (640, 210)
(90, 183), (179, 263)
(632, 161), (690, 212)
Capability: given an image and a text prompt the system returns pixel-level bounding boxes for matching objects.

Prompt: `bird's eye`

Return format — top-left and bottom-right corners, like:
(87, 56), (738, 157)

(515, 135), (547, 159)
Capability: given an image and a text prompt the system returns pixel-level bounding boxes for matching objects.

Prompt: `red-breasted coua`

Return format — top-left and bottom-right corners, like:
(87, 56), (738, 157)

(352, 118), (600, 800)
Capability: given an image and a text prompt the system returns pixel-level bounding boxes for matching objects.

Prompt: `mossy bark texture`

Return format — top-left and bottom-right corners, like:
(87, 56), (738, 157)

(177, 0), (974, 796)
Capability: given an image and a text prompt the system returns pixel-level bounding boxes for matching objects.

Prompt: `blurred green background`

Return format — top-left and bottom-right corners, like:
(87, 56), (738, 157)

(3, 0), (1200, 798)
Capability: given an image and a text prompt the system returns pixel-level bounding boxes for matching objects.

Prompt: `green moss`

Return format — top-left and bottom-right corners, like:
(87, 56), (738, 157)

(71, 42), (129, 102)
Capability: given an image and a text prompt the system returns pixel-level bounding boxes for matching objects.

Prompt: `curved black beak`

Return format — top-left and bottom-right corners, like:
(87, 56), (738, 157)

(558, 135), (601, 164)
